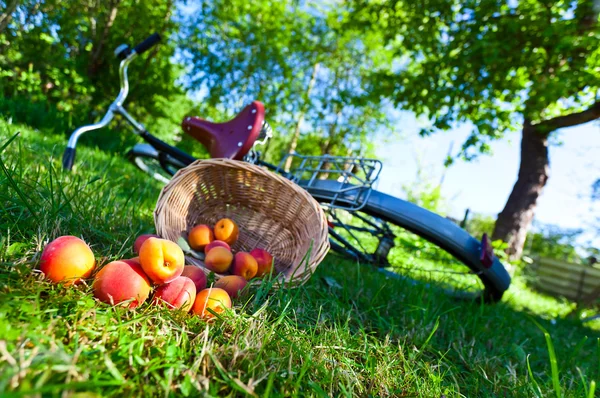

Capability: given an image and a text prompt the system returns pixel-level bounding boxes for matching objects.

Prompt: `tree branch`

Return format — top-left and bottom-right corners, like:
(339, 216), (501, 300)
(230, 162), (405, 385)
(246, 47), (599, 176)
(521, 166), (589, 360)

(533, 101), (600, 132)
(0, 0), (20, 34)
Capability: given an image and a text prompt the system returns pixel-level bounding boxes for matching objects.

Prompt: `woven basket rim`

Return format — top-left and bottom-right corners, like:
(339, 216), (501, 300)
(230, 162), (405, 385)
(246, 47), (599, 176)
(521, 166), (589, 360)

(153, 158), (330, 287)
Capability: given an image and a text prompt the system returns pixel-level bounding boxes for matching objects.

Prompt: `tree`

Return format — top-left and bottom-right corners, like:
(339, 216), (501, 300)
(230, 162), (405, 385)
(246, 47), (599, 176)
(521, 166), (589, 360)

(0, 0), (184, 134)
(351, 0), (600, 259)
(179, 0), (395, 164)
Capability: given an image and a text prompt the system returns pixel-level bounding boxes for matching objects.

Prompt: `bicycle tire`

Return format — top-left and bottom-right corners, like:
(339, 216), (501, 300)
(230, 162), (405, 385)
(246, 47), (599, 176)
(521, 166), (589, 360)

(127, 143), (184, 184)
(306, 179), (511, 302)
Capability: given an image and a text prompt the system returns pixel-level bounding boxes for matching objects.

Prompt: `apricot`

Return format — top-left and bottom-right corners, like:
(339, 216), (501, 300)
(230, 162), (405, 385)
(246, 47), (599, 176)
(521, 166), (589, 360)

(181, 265), (207, 291)
(139, 237), (185, 284)
(214, 275), (248, 299)
(153, 276), (196, 312)
(93, 259), (151, 308)
(39, 236), (96, 284)
(188, 225), (214, 251)
(192, 287), (232, 319)
(204, 240), (231, 254)
(214, 218), (239, 245)
(133, 234), (159, 254)
(231, 252), (258, 280)
(204, 246), (233, 273)
(250, 248), (274, 278)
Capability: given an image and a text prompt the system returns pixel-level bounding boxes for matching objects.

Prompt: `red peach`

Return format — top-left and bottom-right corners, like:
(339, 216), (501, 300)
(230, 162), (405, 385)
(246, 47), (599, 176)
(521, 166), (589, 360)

(139, 237), (185, 284)
(92, 259), (152, 308)
(204, 240), (231, 254)
(133, 234), (160, 254)
(192, 287), (232, 319)
(214, 275), (248, 299)
(39, 236), (96, 284)
(250, 248), (274, 278)
(153, 276), (196, 312)
(231, 252), (258, 280)
(181, 265), (207, 291)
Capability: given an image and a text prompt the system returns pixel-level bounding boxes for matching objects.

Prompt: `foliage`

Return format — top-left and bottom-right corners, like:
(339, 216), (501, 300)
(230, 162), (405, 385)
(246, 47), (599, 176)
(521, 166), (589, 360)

(465, 213), (496, 239)
(0, 0), (185, 133)
(179, 0), (396, 162)
(351, 0), (600, 159)
(523, 223), (584, 263)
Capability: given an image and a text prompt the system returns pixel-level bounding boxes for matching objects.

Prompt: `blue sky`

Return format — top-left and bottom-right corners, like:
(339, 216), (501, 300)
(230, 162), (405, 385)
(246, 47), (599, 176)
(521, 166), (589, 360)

(376, 111), (600, 246)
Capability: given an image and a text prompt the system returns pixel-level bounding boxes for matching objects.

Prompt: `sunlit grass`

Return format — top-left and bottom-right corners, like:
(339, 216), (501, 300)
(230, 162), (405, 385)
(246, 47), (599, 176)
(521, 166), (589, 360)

(1, 119), (599, 396)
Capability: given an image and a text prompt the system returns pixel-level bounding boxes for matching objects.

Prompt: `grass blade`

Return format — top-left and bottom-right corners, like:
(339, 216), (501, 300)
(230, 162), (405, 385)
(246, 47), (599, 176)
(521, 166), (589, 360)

(0, 132), (20, 154)
(530, 318), (562, 398)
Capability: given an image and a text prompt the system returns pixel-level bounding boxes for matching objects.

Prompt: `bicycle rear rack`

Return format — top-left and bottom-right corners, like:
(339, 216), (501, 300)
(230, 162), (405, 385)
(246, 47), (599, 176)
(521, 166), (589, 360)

(277, 153), (382, 211)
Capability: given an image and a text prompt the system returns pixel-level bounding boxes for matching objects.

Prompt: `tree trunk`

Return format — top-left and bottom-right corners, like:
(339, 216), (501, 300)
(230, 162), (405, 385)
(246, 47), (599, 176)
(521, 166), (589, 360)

(88, 0), (121, 78)
(283, 62), (320, 172)
(492, 121), (549, 260)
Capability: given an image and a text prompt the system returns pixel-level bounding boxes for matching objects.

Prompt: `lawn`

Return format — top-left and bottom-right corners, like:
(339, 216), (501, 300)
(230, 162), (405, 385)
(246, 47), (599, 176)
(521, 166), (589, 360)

(1, 118), (599, 397)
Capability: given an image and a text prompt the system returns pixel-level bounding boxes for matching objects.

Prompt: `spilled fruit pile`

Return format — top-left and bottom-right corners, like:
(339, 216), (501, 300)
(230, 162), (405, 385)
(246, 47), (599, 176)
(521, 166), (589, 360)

(38, 218), (275, 320)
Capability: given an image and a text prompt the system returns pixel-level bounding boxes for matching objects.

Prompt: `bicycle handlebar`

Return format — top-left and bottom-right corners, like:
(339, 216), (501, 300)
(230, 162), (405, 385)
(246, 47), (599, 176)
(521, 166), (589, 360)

(134, 33), (161, 55)
(63, 33), (160, 171)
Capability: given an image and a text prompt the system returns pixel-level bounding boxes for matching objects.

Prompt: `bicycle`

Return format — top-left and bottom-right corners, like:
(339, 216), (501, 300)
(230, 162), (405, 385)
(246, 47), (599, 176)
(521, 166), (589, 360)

(63, 34), (511, 302)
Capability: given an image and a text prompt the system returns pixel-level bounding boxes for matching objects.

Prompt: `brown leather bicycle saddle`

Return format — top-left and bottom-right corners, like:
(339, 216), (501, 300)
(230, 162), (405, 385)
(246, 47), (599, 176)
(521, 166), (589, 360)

(181, 101), (265, 160)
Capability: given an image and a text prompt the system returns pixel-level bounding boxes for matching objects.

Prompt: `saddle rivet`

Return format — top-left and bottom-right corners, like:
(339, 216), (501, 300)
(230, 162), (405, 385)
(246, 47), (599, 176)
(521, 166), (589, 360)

(251, 109), (256, 114)
(237, 142), (243, 147)
(247, 125), (252, 130)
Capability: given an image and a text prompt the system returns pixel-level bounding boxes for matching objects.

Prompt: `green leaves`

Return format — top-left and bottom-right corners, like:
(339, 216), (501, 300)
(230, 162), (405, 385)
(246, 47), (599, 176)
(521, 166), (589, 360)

(352, 0), (600, 155)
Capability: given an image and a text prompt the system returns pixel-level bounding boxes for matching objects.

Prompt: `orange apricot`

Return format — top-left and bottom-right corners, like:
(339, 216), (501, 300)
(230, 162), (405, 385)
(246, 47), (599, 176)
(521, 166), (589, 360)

(192, 287), (232, 319)
(39, 236), (95, 285)
(231, 252), (258, 280)
(133, 234), (160, 254)
(204, 246), (233, 273)
(188, 225), (214, 251)
(213, 218), (239, 245)
(139, 237), (185, 284)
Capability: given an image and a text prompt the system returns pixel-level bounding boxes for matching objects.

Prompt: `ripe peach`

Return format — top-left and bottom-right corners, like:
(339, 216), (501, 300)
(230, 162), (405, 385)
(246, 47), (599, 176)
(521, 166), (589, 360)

(139, 237), (185, 284)
(231, 252), (258, 280)
(39, 236), (96, 284)
(93, 259), (151, 308)
(204, 240), (231, 254)
(192, 287), (232, 319)
(250, 248), (274, 278)
(188, 225), (214, 251)
(214, 275), (248, 299)
(181, 265), (207, 291)
(214, 218), (239, 245)
(153, 276), (196, 312)
(204, 246), (233, 273)
(133, 234), (159, 254)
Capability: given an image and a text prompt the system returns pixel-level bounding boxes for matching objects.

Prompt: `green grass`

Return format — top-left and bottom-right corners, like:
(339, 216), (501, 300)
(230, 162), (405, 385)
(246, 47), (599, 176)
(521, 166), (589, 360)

(1, 118), (600, 397)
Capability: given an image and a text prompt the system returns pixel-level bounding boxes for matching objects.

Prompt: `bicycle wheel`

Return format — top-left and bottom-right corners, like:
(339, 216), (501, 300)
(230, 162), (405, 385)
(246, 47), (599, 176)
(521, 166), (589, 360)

(127, 144), (184, 184)
(306, 180), (511, 302)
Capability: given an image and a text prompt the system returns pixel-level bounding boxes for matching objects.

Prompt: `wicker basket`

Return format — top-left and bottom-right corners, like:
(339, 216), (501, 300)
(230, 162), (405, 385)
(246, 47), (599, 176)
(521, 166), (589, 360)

(154, 159), (330, 287)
